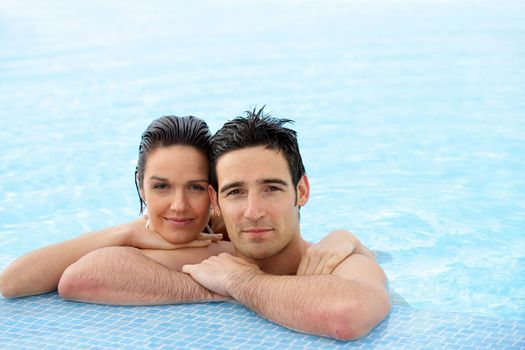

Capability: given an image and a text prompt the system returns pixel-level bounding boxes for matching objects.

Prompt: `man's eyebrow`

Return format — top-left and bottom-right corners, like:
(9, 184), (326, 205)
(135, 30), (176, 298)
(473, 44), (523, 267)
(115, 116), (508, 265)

(220, 181), (244, 194)
(219, 178), (289, 193)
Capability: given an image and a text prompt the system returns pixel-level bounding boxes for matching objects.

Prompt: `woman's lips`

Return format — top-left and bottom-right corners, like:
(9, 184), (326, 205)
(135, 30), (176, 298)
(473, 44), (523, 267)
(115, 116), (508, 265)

(165, 217), (193, 227)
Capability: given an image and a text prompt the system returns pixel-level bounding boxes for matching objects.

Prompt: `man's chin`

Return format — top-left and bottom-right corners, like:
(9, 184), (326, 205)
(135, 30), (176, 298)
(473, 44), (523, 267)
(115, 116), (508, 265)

(239, 247), (276, 260)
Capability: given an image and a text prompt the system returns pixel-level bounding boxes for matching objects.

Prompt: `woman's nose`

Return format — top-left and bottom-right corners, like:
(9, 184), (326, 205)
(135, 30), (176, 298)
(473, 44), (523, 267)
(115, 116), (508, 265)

(170, 190), (188, 212)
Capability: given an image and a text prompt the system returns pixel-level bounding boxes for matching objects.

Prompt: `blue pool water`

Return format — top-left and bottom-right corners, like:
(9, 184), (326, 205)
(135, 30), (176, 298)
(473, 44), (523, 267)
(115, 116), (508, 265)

(1, 0), (524, 346)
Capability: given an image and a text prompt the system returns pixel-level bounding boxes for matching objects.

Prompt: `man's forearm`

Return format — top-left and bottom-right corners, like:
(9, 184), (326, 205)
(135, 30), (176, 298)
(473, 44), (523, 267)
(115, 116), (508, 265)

(59, 247), (227, 305)
(227, 273), (387, 340)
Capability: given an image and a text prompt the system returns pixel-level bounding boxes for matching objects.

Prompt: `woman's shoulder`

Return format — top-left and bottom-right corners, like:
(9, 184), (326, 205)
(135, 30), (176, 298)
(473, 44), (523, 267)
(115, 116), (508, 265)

(128, 216), (148, 227)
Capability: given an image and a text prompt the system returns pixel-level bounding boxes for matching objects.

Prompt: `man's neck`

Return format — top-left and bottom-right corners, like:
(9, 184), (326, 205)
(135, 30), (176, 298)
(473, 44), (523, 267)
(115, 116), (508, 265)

(236, 234), (311, 275)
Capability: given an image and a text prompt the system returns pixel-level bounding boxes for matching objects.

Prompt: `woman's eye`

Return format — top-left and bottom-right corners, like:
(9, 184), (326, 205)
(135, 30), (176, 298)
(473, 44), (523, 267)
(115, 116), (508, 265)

(189, 184), (205, 191)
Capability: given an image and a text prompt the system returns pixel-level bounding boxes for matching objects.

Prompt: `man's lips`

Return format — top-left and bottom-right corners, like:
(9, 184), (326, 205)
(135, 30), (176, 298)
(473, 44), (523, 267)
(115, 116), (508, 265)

(242, 227), (273, 235)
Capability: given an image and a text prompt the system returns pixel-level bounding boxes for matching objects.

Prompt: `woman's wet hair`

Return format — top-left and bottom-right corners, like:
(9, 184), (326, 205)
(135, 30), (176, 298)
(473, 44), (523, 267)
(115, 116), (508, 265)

(135, 115), (211, 214)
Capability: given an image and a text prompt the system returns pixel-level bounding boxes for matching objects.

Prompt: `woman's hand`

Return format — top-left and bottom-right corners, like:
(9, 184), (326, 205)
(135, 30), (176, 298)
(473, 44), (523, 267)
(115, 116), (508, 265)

(195, 232), (224, 243)
(124, 222), (223, 250)
(297, 230), (375, 276)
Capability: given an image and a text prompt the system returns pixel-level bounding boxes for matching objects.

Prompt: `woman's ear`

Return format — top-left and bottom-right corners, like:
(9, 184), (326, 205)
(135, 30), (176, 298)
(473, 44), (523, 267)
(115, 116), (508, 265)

(136, 173), (145, 202)
(208, 185), (221, 216)
(296, 175), (310, 207)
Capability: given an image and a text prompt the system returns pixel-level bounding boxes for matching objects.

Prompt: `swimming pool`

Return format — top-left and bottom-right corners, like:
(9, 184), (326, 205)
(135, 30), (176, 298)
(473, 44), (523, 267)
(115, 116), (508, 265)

(1, 0), (524, 348)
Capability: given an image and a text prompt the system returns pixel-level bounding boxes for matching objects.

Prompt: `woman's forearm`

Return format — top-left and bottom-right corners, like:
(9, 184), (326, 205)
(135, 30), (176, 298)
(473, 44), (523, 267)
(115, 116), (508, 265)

(0, 225), (130, 298)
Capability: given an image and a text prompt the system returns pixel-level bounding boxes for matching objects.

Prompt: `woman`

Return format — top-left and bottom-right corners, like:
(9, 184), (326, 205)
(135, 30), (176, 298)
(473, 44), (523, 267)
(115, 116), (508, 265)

(0, 115), (372, 302)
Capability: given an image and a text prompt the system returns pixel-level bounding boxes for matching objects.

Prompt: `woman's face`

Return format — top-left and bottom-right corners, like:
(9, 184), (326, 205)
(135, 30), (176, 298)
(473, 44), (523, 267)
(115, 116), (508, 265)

(140, 145), (210, 244)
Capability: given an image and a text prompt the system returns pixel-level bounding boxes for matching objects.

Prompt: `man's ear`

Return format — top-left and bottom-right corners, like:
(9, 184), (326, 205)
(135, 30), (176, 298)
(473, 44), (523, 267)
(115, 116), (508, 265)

(208, 185), (221, 215)
(296, 175), (310, 206)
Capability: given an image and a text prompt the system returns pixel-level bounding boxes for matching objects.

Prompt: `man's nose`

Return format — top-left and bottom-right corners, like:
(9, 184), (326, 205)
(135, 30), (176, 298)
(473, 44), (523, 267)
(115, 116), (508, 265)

(170, 190), (188, 212)
(244, 192), (265, 221)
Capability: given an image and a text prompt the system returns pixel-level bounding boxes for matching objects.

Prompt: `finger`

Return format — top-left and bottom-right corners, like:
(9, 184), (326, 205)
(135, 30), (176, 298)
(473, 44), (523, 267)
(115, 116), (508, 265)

(305, 255), (321, 275)
(212, 233), (223, 241)
(321, 257), (338, 274)
(186, 240), (212, 248)
(312, 255), (327, 275)
(297, 256), (309, 275)
(197, 232), (223, 241)
(315, 255), (341, 275)
(181, 264), (194, 274)
(208, 233), (223, 242)
(148, 240), (182, 250)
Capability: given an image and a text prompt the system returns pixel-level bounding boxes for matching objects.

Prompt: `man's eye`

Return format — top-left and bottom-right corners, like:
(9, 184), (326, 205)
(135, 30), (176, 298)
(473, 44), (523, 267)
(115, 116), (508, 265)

(266, 185), (282, 192)
(153, 184), (169, 190)
(226, 189), (242, 197)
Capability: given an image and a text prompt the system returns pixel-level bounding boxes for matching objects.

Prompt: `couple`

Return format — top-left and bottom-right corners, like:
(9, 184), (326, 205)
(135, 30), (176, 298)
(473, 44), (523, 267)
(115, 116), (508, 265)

(0, 108), (390, 340)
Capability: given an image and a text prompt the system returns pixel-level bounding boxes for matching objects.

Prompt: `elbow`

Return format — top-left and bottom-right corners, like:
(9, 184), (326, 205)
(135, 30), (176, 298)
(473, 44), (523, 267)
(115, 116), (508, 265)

(326, 301), (368, 340)
(58, 246), (130, 302)
(57, 264), (88, 300)
(57, 268), (77, 300)
(0, 272), (16, 298)
(324, 295), (391, 340)
(0, 269), (25, 299)
(58, 258), (102, 301)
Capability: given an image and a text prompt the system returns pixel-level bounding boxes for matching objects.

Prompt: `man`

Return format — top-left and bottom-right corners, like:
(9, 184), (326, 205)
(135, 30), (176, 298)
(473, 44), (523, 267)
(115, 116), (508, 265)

(55, 109), (388, 340)
(181, 109), (390, 340)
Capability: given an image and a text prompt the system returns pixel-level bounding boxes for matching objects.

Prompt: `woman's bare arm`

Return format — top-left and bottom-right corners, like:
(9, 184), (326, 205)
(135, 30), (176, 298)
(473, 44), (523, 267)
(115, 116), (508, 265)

(0, 218), (217, 298)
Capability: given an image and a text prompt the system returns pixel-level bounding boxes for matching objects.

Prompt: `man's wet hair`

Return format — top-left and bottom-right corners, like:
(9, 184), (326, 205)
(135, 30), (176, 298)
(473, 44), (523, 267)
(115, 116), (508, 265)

(135, 115), (211, 214)
(210, 107), (306, 192)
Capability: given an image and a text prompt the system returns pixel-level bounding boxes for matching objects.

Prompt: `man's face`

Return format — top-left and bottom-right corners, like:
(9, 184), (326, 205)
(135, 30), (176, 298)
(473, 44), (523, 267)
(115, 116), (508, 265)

(210, 146), (309, 260)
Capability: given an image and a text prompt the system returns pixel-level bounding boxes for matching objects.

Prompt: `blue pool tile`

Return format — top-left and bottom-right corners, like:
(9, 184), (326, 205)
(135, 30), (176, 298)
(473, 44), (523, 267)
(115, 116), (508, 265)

(1, 257), (525, 349)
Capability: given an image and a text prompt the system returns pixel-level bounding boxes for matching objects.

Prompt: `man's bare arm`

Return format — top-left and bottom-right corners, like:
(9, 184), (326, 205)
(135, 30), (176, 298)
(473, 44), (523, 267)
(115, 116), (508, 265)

(297, 229), (375, 275)
(228, 255), (388, 339)
(183, 253), (390, 340)
(58, 242), (233, 305)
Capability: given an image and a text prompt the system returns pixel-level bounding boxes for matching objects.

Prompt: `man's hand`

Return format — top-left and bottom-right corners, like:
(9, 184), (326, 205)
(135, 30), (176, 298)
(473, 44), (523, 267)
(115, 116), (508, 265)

(297, 230), (374, 275)
(182, 253), (261, 297)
